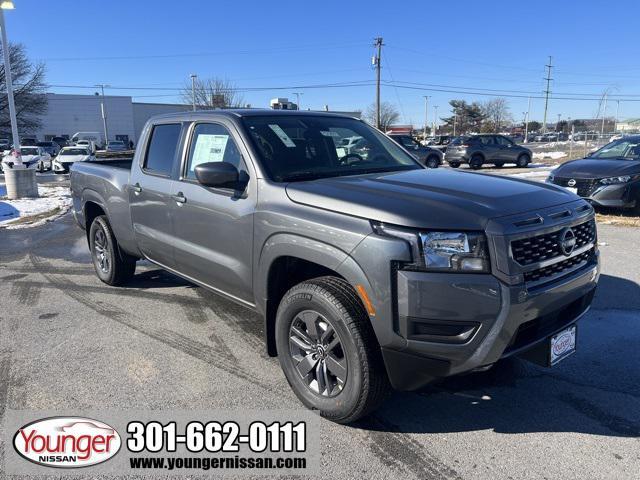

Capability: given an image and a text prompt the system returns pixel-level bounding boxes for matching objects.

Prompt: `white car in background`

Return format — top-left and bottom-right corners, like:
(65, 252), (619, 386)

(52, 146), (94, 173)
(1, 146), (51, 172)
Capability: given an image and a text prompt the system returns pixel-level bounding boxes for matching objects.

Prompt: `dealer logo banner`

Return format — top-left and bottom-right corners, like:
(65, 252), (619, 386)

(13, 416), (122, 468)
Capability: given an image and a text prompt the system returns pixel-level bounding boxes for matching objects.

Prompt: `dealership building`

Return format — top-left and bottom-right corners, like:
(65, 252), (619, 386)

(31, 93), (192, 145)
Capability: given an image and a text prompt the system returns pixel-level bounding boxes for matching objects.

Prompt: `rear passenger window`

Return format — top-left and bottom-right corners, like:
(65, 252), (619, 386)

(143, 123), (182, 175)
(184, 123), (243, 180)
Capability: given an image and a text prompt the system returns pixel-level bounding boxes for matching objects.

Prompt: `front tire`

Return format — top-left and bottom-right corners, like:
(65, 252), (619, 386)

(89, 215), (136, 286)
(275, 277), (390, 423)
(516, 153), (531, 168)
(469, 154), (484, 170)
(425, 155), (439, 169)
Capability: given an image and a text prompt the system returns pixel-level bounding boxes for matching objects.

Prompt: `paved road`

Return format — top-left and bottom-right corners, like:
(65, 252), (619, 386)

(0, 214), (639, 479)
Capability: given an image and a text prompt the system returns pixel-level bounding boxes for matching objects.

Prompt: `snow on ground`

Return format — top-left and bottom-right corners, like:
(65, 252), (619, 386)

(532, 151), (566, 160)
(0, 183), (72, 228)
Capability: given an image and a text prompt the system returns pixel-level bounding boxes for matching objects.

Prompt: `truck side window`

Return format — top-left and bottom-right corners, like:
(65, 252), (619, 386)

(184, 123), (243, 180)
(143, 123), (182, 175)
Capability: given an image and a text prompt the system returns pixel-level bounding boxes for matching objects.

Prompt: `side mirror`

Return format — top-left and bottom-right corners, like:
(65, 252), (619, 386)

(585, 151), (593, 157)
(194, 161), (239, 188)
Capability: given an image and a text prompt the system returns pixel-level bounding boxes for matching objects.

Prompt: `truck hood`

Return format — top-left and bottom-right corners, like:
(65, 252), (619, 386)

(553, 158), (640, 179)
(285, 169), (578, 230)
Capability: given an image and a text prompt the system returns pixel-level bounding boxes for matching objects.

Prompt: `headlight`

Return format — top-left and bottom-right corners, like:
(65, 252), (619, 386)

(599, 175), (632, 185)
(372, 222), (490, 273)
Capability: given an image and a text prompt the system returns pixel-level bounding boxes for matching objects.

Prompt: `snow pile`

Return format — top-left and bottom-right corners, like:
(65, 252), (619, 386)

(0, 183), (72, 228)
(532, 151), (566, 160)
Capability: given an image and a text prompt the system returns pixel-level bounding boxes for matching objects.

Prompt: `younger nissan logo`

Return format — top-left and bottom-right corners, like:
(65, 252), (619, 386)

(559, 227), (577, 256)
(567, 179), (577, 187)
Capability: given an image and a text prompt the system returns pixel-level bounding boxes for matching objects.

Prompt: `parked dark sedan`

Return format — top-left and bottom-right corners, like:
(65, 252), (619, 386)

(547, 136), (640, 213)
(388, 133), (442, 168)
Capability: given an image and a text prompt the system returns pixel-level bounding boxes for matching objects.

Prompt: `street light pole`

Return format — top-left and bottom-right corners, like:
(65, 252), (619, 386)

(523, 96), (531, 143)
(1, 1), (38, 199)
(292, 92), (303, 110)
(190, 74), (197, 111)
(95, 83), (110, 147)
(422, 96), (430, 142)
(0, 5), (19, 161)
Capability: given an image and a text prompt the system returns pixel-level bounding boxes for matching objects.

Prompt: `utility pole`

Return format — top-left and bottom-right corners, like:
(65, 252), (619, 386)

(95, 84), (110, 146)
(542, 56), (553, 134)
(615, 100), (620, 132)
(557, 113), (561, 131)
(373, 37), (383, 129)
(190, 74), (197, 111)
(524, 96), (531, 143)
(433, 105), (439, 135)
(423, 95), (430, 142)
(453, 113), (457, 136)
(600, 92), (608, 135)
(292, 92), (303, 110)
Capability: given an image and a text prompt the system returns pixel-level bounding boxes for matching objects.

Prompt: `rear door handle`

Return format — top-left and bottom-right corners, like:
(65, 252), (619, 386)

(132, 183), (142, 194)
(172, 192), (186, 204)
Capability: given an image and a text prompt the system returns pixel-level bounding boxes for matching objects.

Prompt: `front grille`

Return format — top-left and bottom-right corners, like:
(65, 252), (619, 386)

(552, 177), (599, 197)
(523, 249), (594, 283)
(511, 219), (596, 266)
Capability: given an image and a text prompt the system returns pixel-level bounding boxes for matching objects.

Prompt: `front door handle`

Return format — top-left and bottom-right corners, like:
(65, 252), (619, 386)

(172, 192), (187, 204)
(132, 183), (142, 194)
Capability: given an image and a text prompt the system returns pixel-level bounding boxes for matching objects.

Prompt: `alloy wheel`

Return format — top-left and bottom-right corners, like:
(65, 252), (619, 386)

(289, 310), (348, 397)
(93, 227), (110, 273)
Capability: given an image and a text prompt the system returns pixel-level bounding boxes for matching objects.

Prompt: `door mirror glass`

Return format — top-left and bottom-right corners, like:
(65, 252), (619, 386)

(194, 161), (239, 188)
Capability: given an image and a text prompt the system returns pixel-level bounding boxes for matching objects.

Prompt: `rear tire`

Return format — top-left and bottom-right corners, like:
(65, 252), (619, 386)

(89, 215), (136, 286)
(425, 155), (439, 169)
(494, 162), (504, 168)
(516, 153), (531, 168)
(448, 162), (460, 168)
(275, 276), (390, 423)
(469, 154), (484, 170)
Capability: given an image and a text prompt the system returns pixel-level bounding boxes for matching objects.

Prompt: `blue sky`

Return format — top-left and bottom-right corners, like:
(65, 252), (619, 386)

(6, 0), (640, 126)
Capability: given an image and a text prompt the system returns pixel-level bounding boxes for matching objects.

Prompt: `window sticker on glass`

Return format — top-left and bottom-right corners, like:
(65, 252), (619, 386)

(268, 124), (296, 148)
(320, 131), (339, 137)
(192, 134), (229, 167)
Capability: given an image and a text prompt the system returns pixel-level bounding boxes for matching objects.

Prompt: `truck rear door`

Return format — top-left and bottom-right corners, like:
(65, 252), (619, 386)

(129, 122), (183, 268)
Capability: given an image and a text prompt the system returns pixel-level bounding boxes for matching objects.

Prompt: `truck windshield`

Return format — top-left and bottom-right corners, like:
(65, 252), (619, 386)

(242, 115), (421, 182)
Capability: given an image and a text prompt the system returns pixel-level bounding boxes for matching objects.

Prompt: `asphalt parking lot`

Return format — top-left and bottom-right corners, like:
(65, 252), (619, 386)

(1, 178), (639, 479)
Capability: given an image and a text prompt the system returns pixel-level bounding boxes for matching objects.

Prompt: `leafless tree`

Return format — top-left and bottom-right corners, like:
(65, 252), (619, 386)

(0, 43), (47, 134)
(481, 98), (512, 132)
(181, 77), (245, 109)
(365, 101), (400, 130)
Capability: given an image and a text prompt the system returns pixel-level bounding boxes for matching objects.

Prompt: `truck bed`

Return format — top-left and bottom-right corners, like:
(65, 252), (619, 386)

(85, 158), (133, 169)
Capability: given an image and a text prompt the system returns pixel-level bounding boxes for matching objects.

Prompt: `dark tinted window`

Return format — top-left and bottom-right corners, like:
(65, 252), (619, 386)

(495, 136), (513, 146)
(144, 123), (182, 175)
(450, 136), (469, 145)
(477, 136), (494, 145)
(185, 123), (243, 180)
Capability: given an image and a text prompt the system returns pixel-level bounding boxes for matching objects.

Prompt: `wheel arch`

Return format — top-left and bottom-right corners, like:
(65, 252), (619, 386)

(257, 234), (373, 357)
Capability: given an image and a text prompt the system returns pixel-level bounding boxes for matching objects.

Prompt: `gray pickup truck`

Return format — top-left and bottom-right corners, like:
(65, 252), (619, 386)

(70, 110), (600, 423)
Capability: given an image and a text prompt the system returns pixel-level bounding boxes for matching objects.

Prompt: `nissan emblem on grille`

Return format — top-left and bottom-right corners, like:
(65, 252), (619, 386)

(559, 227), (577, 256)
(567, 179), (577, 187)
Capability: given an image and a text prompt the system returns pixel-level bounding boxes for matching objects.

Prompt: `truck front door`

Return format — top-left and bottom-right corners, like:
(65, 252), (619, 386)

(170, 121), (256, 305)
(129, 122), (182, 269)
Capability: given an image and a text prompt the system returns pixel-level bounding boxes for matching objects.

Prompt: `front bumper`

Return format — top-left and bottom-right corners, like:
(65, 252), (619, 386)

(382, 251), (599, 390)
